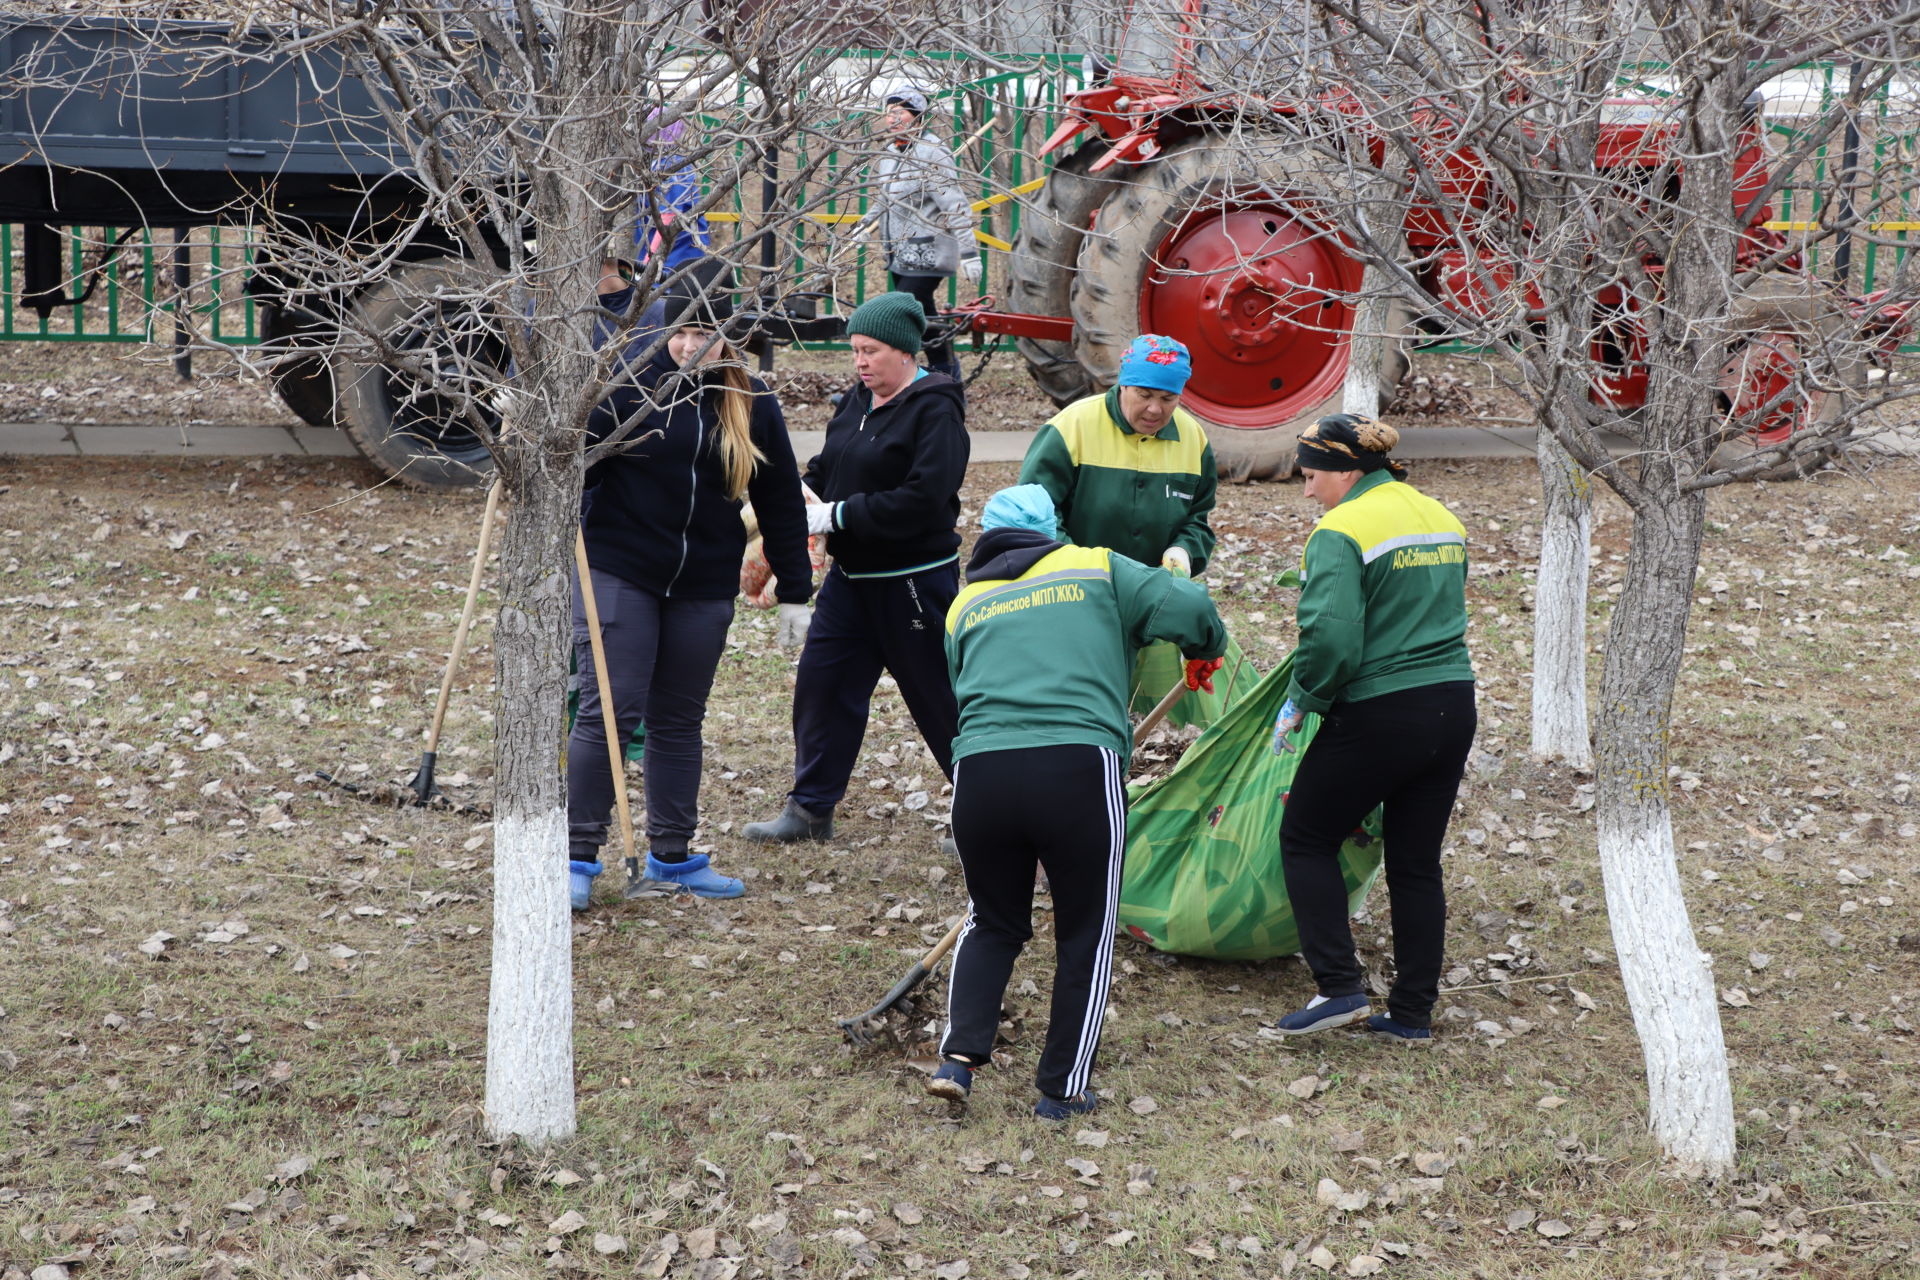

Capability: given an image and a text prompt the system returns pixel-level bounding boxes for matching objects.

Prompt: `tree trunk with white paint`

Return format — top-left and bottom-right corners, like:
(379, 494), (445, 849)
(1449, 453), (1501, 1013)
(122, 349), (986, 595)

(1591, 484), (1734, 1177)
(1530, 430), (1594, 769)
(482, 394), (585, 1147)
(1342, 265), (1389, 417)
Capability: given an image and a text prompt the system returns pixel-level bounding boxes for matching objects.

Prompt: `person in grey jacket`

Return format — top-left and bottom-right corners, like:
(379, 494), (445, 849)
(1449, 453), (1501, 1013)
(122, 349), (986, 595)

(860, 86), (981, 383)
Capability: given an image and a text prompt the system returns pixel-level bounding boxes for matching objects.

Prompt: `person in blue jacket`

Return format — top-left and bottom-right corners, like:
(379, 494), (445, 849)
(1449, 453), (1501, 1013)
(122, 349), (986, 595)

(568, 265), (812, 909)
(633, 109), (712, 271)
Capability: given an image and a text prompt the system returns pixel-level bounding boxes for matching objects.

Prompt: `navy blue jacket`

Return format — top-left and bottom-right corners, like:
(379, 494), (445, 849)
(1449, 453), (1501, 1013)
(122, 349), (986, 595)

(584, 293), (811, 604)
(802, 372), (969, 576)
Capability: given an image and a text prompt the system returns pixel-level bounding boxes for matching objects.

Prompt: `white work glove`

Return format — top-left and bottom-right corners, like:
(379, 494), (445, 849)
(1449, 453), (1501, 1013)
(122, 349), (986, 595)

(1160, 546), (1191, 578)
(1271, 699), (1305, 755)
(804, 502), (838, 536)
(777, 603), (811, 650)
(960, 255), (983, 284)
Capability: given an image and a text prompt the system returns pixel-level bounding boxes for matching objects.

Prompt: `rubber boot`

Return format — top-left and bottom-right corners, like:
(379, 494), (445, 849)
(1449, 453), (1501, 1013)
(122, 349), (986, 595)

(740, 798), (834, 843)
(630, 852), (745, 900)
(568, 860), (603, 912)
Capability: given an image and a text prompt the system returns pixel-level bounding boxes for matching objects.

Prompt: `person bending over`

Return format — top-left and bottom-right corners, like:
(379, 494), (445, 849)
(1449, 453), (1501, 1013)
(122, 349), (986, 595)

(929, 484), (1226, 1118)
(1268, 415), (1476, 1041)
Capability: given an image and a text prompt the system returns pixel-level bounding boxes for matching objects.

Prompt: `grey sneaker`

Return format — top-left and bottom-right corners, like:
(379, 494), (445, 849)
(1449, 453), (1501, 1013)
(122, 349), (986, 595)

(741, 798), (834, 843)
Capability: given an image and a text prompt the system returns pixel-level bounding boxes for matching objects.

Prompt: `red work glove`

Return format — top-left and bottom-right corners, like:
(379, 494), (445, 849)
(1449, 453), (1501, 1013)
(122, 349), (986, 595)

(1183, 656), (1225, 694)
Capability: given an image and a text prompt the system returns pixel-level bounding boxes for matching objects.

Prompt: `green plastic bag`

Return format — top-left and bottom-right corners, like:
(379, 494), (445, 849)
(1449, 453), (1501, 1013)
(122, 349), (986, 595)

(1119, 654), (1384, 961)
(1128, 634), (1257, 729)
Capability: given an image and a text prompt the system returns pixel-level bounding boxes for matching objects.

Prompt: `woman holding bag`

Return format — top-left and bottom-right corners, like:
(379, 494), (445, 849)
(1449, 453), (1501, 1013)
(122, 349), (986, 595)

(1268, 414), (1476, 1040)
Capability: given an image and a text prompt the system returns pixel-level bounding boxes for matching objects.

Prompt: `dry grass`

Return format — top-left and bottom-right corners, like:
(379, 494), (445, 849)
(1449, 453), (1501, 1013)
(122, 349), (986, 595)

(1, 435), (1917, 1280)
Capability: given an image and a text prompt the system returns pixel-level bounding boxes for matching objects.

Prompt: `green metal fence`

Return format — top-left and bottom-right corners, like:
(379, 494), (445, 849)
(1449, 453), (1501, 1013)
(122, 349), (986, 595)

(1, 53), (1084, 351)
(1760, 65), (1920, 293)
(1615, 61), (1920, 292)
(1, 223), (259, 345)
(6, 54), (1913, 352)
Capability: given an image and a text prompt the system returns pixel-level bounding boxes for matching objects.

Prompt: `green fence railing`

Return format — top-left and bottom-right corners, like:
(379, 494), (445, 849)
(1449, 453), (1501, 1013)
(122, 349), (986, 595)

(5, 55), (1914, 352)
(0, 222), (260, 345)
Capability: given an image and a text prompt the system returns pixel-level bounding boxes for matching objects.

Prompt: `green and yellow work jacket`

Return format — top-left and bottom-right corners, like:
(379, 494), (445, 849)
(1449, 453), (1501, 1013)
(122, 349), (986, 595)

(1018, 390), (1217, 572)
(1286, 469), (1475, 714)
(945, 529), (1227, 764)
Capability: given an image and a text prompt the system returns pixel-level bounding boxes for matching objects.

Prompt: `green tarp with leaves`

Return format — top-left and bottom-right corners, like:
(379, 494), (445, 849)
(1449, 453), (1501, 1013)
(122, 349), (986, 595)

(1119, 654), (1385, 961)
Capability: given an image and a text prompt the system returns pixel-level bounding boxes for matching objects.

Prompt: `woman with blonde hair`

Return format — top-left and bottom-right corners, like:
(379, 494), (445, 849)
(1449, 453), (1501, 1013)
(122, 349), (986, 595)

(568, 263), (813, 909)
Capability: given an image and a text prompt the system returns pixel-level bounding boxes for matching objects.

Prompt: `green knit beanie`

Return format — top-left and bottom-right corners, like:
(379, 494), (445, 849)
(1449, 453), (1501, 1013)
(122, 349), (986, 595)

(847, 291), (926, 355)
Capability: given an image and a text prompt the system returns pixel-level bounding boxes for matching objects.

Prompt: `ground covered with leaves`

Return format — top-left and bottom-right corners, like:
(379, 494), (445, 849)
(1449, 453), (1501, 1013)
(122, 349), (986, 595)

(1, 445), (1917, 1280)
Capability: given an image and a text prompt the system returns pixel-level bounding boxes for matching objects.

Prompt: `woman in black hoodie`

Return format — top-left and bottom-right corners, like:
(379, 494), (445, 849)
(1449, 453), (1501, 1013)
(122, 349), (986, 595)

(741, 291), (970, 844)
(569, 264), (813, 908)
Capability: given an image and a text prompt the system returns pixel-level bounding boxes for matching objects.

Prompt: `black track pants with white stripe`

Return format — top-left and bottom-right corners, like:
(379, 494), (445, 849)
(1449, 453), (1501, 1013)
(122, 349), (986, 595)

(941, 743), (1125, 1100)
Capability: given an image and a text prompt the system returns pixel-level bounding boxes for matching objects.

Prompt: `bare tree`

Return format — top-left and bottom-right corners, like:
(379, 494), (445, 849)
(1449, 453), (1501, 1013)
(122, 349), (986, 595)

(1070, 0), (1920, 1174)
(5, 0), (1068, 1142)
(180, 0), (1019, 1141)
(277, 0), (1021, 1144)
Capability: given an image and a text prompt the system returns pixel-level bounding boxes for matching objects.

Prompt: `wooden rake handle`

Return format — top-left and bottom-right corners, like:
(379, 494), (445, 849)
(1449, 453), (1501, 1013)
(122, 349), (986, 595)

(573, 532), (638, 869)
(424, 478), (502, 753)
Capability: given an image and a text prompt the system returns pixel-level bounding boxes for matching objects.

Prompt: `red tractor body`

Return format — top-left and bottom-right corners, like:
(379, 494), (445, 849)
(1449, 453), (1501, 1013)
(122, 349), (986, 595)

(967, 39), (1912, 479)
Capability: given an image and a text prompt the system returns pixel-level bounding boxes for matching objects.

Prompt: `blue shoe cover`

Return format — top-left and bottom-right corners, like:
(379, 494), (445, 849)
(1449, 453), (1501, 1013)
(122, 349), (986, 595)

(569, 860), (603, 911)
(643, 852), (744, 899)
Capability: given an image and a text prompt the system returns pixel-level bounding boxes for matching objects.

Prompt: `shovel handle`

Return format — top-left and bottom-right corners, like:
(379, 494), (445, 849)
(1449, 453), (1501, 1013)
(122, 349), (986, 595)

(1131, 677), (1190, 750)
(574, 532), (638, 867)
(426, 478), (502, 753)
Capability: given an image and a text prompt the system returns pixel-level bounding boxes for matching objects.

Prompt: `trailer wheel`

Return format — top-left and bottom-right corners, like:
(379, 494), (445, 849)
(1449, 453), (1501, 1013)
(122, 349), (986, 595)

(269, 355), (338, 428)
(332, 257), (502, 489)
(1071, 134), (1408, 481)
(1006, 141), (1132, 407)
(1709, 274), (1864, 482)
(252, 303), (338, 428)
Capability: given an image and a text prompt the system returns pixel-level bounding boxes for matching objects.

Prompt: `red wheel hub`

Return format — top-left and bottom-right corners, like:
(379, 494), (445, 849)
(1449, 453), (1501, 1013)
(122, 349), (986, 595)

(1719, 334), (1817, 443)
(1141, 201), (1362, 429)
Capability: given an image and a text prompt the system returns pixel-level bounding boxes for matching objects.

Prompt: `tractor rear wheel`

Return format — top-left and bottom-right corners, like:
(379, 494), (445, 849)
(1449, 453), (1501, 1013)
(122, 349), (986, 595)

(1006, 140), (1131, 407)
(1708, 274), (1864, 481)
(1070, 134), (1407, 481)
(331, 256), (502, 489)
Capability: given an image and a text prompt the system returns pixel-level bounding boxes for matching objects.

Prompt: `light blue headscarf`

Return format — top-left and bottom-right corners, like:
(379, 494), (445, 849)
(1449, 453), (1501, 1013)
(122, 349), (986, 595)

(981, 484), (1059, 540)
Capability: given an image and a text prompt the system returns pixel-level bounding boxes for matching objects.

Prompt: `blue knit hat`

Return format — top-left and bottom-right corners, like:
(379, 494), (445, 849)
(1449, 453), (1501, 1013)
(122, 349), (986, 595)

(981, 484), (1058, 540)
(1117, 334), (1192, 394)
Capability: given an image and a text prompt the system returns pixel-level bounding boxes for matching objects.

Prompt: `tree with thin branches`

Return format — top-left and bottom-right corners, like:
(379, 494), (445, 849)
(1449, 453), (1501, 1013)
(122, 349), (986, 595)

(1085, 0), (1920, 1174)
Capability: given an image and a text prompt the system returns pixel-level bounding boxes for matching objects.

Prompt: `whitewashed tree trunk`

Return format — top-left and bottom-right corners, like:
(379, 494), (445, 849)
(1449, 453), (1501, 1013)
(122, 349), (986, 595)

(1530, 430), (1593, 769)
(1592, 487), (1734, 1177)
(482, 418), (583, 1146)
(1342, 264), (1389, 417)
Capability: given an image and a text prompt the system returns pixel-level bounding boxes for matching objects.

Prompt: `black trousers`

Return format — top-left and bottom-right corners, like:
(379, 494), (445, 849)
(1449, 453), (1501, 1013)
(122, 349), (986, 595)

(568, 569), (735, 858)
(890, 272), (961, 384)
(789, 562), (959, 812)
(1278, 681), (1476, 1029)
(942, 744), (1125, 1100)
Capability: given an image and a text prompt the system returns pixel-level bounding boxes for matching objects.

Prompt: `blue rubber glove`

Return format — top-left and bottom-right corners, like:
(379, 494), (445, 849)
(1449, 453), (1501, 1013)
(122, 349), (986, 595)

(1271, 699), (1304, 754)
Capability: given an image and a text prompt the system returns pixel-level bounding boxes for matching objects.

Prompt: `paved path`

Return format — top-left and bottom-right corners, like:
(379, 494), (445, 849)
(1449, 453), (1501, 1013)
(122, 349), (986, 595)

(1, 421), (359, 458)
(4, 420), (1605, 464)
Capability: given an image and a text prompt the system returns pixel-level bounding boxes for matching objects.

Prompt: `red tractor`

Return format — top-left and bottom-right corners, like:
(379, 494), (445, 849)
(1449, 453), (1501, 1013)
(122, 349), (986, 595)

(956, 7), (1912, 481)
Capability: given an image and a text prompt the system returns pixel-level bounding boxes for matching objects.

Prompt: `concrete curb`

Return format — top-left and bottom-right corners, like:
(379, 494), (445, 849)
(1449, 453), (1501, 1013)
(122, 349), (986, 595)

(1, 421), (359, 458)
